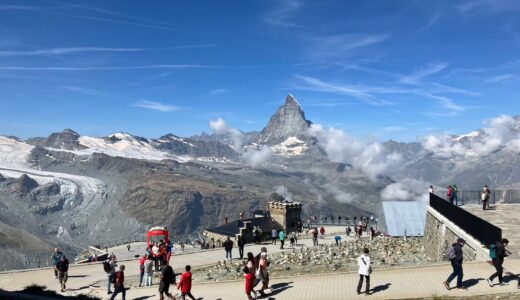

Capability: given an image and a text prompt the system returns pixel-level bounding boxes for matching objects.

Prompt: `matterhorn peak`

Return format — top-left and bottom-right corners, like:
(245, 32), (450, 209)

(258, 94), (312, 145)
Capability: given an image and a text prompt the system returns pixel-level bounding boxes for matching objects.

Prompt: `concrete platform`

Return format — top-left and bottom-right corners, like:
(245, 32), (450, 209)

(462, 204), (520, 259)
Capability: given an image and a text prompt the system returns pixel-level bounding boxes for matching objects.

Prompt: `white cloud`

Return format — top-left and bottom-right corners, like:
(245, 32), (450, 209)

(62, 86), (101, 96)
(209, 88), (227, 96)
(400, 62), (448, 84)
(0, 47), (142, 56)
(263, 0), (305, 28)
(0, 64), (209, 71)
(209, 118), (244, 150)
(309, 124), (402, 180)
(485, 74), (516, 83)
(310, 34), (388, 58)
(274, 185), (293, 201)
(133, 100), (177, 112)
(242, 145), (273, 167)
(381, 178), (429, 202)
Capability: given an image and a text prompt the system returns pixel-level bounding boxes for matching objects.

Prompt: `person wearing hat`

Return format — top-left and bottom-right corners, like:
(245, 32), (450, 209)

(444, 238), (467, 290)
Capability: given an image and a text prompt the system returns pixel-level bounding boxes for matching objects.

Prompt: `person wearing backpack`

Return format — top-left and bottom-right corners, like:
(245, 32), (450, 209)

(452, 185), (459, 205)
(51, 248), (63, 279)
(159, 261), (175, 300)
(105, 255), (117, 295)
(443, 238), (466, 290)
(487, 238), (510, 286)
(357, 247), (372, 295)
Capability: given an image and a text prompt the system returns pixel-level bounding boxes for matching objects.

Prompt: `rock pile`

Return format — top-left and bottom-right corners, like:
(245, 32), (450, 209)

(192, 236), (434, 282)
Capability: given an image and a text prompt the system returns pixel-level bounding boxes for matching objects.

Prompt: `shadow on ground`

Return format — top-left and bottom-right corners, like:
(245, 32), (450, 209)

(371, 283), (391, 294)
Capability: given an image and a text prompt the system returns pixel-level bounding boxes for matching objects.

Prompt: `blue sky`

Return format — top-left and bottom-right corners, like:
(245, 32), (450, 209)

(1, 0), (520, 141)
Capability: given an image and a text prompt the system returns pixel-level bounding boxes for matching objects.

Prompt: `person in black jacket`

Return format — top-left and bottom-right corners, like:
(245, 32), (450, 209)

(223, 237), (233, 260)
(237, 236), (246, 259)
(487, 238), (510, 286)
(56, 255), (69, 292)
(444, 238), (466, 290)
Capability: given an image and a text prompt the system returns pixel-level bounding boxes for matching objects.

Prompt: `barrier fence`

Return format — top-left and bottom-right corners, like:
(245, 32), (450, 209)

(460, 190), (520, 205)
(430, 193), (502, 246)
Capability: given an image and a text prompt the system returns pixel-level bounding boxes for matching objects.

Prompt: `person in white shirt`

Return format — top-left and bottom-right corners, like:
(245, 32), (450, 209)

(357, 247), (371, 295)
(429, 185), (434, 194)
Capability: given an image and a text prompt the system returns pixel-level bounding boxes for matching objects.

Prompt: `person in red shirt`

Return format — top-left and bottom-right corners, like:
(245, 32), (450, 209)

(110, 265), (125, 300)
(139, 255), (146, 287)
(177, 265), (196, 300)
(244, 266), (257, 300)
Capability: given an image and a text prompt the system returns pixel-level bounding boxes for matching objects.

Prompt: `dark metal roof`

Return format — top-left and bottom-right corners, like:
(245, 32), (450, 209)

(205, 217), (283, 236)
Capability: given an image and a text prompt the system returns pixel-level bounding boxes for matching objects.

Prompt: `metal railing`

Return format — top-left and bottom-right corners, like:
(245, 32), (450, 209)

(460, 190), (520, 205)
(430, 193), (501, 246)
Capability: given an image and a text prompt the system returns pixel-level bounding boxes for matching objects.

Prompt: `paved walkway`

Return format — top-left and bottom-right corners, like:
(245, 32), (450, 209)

(2, 233), (520, 299)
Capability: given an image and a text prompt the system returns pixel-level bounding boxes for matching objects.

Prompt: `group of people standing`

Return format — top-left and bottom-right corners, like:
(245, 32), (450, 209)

(244, 247), (271, 299)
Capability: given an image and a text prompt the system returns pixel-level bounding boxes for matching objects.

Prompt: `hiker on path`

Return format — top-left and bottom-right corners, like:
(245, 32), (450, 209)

(311, 228), (318, 246)
(144, 255), (154, 287)
(357, 247), (371, 295)
(224, 236), (234, 260)
(127, 244), (131, 252)
(56, 255), (69, 292)
(487, 238), (511, 286)
(138, 255), (146, 287)
(178, 265), (196, 300)
(244, 266), (257, 300)
(237, 236), (246, 259)
(106, 254), (118, 295)
(159, 261), (175, 300)
(51, 248), (63, 279)
(447, 185), (453, 204)
(257, 252), (270, 296)
(110, 265), (126, 300)
(271, 228), (278, 245)
(278, 230), (286, 249)
(444, 238), (467, 290)
(429, 185), (434, 194)
(452, 185), (459, 205)
(482, 185), (491, 210)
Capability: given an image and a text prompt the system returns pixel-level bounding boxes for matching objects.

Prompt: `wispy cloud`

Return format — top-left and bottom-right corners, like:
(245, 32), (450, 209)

(0, 4), (38, 11)
(263, 0), (305, 28)
(421, 93), (466, 112)
(400, 62), (447, 84)
(456, 0), (520, 16)
(133, 100), (177, 112)
(209, 88), (228, 96)
(0, 64), (211, 71)
(430, 82), (480, 96)
(293, 75), (392, 106)
(0, 47), (142, 56)
(310, 34), (388, 58)
(62, 86), (101, 96)
(485, 74), (516, 83)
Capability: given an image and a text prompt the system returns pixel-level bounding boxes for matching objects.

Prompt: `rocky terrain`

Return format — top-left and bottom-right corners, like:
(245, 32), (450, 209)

(191, 236), (432, 282)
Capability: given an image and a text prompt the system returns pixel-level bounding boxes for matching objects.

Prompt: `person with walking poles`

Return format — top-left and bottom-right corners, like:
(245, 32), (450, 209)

(444, 238), (467, 290)
(110, 265), (126, 300)
(487, 238), (511, 286)
(223, 236), (233, 260)
(357, 247), (371, 295)
(482, 185), (491, 210)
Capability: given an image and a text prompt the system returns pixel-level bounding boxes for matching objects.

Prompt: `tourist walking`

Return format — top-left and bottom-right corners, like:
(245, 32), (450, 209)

(429, 185), (434, 194)
(357, 226), (363, 239)
(110, 265), (126, 300)
(144, 255), (154, 286)
(278, 230), (286, 249)
(51, 248), (63, 279)
(159, 261), (175, 300)
(138, 254), (146, 287)
(319, 226), (325, 238)
(178, 265), (196, 300)
(246, 252), (256, 275)
(237, 236), (245, 259)
(482, 185), (491, 210)
(444, 238), (467, 290)
(271, 228), (278, 245)
(370, 226), (376, 240)
(223, 237), (234, 260)
(346, 226), (351, 237)
(244, 266), (257, 300)
(257, 252), (270, 296)
(311, 228), (318, 246)
(56, 255), (69, 292)
(487, 238), (511, 286)
(357, 247), (371, 295)
(105, 254), (118, 295)
(289, 231), (297, 247)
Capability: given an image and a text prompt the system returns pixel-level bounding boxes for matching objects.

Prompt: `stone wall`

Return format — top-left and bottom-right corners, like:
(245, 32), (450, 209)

(423, 206), (488, 262)
(269, 201), (302, 232)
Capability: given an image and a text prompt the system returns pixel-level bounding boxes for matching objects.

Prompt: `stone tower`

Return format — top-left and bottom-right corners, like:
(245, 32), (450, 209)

(268, 200), (302, 232)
